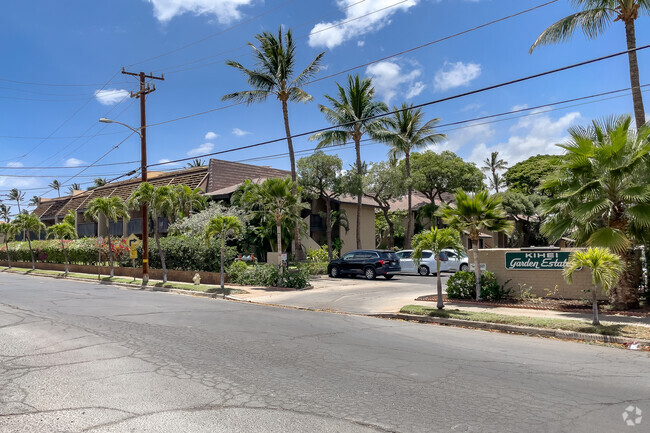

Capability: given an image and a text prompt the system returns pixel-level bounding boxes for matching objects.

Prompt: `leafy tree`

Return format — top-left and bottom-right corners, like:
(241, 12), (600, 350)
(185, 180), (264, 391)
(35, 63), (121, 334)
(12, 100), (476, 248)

(481, 151), (508, 193)
(363, 161), (406, 248)
(128, 183), (176, 283)
(0, 222), (18, 268)
(174, 184), (206, 220)
(375, 104), (446, 247)
(530, 0), (648, 128)
(186, 158), (206, 168)
(504, 154), (558, 196)
(297, 151), (345, 260)
(438, 190), (513, 300)
(7, 188), (24, 213)
(205, 215), (245, 289)
(85, 196), (130, 278)
(375, 210), (407, 248)
(12, 213), (46, 270)
(223, 28), (325, 259)
(310, 74), (388, 249)
(412, 227), (464, 310)
(499, 191), (546, 247)
(0, 204), (10, 222)
(48, 180), (61, 197)
(47, 222), (76, 275)
(236, 177), (308, 275)
(409, 150), (485, 204)
(564, 247), (623, 325)
(540, 115), (650, 308)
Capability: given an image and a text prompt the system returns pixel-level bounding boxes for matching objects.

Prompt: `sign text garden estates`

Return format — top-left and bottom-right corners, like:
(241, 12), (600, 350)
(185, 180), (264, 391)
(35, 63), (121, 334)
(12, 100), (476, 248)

(505, 251), (571, 270)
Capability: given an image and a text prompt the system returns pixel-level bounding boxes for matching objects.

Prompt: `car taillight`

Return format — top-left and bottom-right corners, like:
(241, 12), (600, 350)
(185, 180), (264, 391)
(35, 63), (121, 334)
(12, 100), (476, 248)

(379, 260), (387, 265)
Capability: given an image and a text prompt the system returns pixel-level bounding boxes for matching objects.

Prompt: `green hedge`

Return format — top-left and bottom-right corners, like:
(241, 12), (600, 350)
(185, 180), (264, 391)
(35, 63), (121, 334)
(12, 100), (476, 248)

(446, 271), (511, 301)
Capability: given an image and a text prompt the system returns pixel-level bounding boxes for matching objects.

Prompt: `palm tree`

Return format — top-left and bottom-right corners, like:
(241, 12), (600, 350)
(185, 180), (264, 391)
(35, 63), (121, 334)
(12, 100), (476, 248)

(47, 222), (76, 275)
(540, 115), (650, 308)
(174, 184), (205, 219)
(13, 214), (46, 270)
(564, 247), (623, 325)
(48, 180), (62, 197)
(7, 188), (24, 213)
(28, 196), (40, 207)
(530, 0), (648, 128)
(0, 222), (18, 268)
(482, 151), (508, 193)
(310, 75), (388, 248)
(375, 104), (447, 247)
(85, 197), (130, 278)
(205, 215), (245, 289)
(0, 204), (10, 222)
(438, 189), (514, 300)
(186, 158), (205, 168)
(412, 227), (465, 309)
(223, 28), (325, 259)
(238, 177), (308, 275)
(67, 183), (82, 195)
(128, 183), (176, 283)
(87, 178), (107, 191)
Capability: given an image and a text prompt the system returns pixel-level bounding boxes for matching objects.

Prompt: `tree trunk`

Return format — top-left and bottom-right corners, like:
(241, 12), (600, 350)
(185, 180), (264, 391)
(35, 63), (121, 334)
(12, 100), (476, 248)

(281, 99), (304, 261)
(107, 229), (115, 278)
(610, 249), (640, 309)
(472, 237), (481, 300)
(154, 214), (167, 283)
(276, 216), (283, 277)
(220, 234), (225, 290)
(405, 152), (413, 249)
(382, 207), (395, 249)
(5, 241), (11, 268)
(61, 239), (69, 275)
(436, 258), (444, 309)
(591, 285), (600, 326)
(325, 198), (333, 261)
(27, 235), (35, 270)
(624, 19), (646, 129)
(355, 135), (363, 250)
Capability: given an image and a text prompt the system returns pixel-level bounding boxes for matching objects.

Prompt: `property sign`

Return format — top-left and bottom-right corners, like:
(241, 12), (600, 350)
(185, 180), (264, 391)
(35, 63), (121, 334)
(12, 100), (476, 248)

(505, 251), (571, 271)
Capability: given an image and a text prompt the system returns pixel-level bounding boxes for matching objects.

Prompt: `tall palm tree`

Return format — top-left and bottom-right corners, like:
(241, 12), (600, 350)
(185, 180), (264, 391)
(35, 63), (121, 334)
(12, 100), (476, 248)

(412, 227), (465, 309)
(85, 197), (130, 278)
(67, 183), (82, 195)
(7, 188), (24, 213)
(223, 28), (325, 259)
(0, 204), (10, 222)
(48, 180), (62, 197)
(186, 158), (206, 168)
(540, 115), (650, 308)
(375, 104), (447, 247)
(47, 222), (76, 275)
(481, 151), (508, 193)
(310, 75), (388, 248)
(174, 184), (206, 219)
(128, 183), (176, 283)
(0, 222), (18, 268)
(12, 214), (46, 270)
(238, 177), (308, 275)
(564, 247), (623, 325)
(438, 189), (514, 300)
(530, 0), (649, 128)
(205, 215), (245, 289)
(28, 196), (40, 207)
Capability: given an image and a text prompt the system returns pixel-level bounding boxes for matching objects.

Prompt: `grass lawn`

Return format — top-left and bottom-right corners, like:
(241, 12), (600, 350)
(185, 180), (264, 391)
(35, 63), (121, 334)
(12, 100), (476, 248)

(1, 266), (245, 296)
(400, 305), (650, 340)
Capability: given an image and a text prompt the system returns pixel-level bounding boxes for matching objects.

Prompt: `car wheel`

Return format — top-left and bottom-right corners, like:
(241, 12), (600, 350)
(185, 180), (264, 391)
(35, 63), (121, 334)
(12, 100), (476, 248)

(460, 264), (469, 272)
(418, 265), (430, 276)
(384, 275), (394, 280)
(364, 267), (377, 280)
(329, 266), (340, 278)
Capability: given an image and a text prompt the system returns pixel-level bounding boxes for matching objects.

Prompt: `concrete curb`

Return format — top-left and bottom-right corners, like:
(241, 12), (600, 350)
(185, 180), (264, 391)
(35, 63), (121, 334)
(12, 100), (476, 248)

(371, 313), (650, 347)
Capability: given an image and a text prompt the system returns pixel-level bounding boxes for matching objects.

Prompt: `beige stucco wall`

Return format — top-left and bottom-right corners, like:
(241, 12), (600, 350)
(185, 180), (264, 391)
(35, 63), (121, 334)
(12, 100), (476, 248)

(339, 203), (376, 254)
(477, 248), (604, 300)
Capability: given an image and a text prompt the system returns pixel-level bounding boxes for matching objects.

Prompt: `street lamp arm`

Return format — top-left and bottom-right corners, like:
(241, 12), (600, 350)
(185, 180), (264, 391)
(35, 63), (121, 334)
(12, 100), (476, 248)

(99, 118), (143, 138)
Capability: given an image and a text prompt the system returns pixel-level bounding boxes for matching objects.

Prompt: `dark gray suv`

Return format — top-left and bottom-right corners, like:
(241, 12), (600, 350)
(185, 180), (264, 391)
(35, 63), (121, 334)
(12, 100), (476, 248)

(327, 250), (401, 280)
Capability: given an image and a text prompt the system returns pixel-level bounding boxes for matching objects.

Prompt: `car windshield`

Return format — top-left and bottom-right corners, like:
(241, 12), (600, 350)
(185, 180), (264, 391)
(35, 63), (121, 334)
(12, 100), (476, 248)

(421, 252), (433, 259)
(381, 252), (399, 261)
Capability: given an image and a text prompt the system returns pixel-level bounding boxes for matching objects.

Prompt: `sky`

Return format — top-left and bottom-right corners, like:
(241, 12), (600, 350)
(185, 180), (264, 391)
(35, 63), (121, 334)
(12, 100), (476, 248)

(1, 0), (648, 208)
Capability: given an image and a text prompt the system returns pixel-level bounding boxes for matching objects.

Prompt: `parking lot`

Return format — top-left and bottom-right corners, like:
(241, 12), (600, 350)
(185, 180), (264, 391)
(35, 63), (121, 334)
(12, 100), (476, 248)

(235, 273), (450, 314)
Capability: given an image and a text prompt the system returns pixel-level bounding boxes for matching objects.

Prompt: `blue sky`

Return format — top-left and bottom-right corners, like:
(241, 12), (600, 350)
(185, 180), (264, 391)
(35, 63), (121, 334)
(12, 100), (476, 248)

(1, 0), (648, 205)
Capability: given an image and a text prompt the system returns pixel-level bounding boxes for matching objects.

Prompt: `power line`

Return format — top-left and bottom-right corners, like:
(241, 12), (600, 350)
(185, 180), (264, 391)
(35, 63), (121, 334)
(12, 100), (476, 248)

(0, 77), (132, 87)
(0, 160), (139, 170)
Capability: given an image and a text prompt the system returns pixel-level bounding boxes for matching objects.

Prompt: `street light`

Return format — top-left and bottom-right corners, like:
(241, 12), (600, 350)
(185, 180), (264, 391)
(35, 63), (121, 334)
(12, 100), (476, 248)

(99, 117), (150, 284)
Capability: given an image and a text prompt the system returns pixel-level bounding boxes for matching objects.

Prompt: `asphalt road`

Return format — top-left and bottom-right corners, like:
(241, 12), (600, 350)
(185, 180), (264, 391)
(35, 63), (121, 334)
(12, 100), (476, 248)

(1, 272), (649, 433)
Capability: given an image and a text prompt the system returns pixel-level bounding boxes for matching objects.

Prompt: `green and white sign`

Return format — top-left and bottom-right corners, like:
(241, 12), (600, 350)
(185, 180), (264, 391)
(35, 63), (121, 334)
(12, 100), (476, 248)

(505, 251), (571, 270)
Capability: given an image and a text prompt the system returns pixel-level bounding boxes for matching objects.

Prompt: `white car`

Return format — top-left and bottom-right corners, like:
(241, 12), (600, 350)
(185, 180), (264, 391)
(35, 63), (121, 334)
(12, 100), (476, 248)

(395, 249), (469, 276)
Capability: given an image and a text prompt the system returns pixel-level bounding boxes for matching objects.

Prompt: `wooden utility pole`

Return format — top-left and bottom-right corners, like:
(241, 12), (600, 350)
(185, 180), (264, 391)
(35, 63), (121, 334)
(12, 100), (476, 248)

(122, 68), (164, 285)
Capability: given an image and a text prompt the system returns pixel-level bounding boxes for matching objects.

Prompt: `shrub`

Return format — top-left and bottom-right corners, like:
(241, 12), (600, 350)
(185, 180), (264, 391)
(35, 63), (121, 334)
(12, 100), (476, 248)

(306, 246), (329, 262)
(226, 260), (249, 283)
(278, 266), (311, 290)
(226, 262), (279, 287)
(446, 271), (510, 301)
(144, 236), (238, 273)
(296, 261), (328, 276)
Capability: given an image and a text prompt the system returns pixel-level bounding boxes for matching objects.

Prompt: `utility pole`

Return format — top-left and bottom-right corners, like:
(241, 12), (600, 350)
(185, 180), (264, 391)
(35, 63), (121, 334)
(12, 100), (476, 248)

(122, 68), (164, 285)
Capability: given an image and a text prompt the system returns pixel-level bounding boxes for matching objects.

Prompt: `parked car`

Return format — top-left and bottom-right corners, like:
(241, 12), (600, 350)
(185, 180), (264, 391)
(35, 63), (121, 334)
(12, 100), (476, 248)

(327, 250), (401, 280)
(395, 249), (469, 276)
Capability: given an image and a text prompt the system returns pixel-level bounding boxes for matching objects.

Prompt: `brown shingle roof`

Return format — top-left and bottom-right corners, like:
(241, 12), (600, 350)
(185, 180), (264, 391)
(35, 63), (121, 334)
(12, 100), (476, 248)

(389, 191), (455, 212)
(206, 159), (290, 193)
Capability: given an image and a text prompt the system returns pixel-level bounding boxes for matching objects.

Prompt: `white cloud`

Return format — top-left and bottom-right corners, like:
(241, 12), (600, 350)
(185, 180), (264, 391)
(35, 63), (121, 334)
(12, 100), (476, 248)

(461, 103), (482, 112)
(94, 89), (130, 105)
(204, 131), (219, 140)
(365, 60), (424, 104)
(442, 122), (496, 155)
(308, 0), (419, 49)
(187, 142), (214, 156)
(6, 162), (23, 167)
(157, 158), (181, 167)
(145, 0), (255, 24)
(357, 40), (365, 47)
(232, 128), (250, 137)
(434, 61), (481, 92)
(64, 158), (84, 167)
